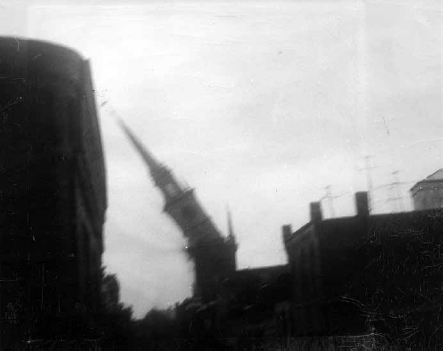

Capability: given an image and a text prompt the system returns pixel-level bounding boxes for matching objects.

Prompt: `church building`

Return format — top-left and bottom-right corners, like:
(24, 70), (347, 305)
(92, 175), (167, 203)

(118, 121), (237, 301)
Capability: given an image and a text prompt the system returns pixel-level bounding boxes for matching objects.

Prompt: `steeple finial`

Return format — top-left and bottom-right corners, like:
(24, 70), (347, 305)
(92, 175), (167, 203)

(116, 118), (163, 176)
(227, 205), (235, 239)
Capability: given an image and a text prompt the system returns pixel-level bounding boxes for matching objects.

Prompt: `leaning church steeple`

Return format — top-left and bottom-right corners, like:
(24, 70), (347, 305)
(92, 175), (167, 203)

(117, 118), (185, 203)
(118, 120), (237, 300)
(117, 119), (162, 177)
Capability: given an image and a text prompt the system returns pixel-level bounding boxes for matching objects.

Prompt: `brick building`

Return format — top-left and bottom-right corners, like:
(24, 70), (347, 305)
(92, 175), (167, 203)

(0, 37), (107, 346)
(283, 192), (443, 347)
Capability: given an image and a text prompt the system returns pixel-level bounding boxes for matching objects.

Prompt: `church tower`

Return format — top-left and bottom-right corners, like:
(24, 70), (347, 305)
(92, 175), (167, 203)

(118, 120), (237, 300)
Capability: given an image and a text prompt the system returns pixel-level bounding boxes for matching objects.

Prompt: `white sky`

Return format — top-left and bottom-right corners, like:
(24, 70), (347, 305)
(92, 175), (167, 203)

(1, 0), (442, 319)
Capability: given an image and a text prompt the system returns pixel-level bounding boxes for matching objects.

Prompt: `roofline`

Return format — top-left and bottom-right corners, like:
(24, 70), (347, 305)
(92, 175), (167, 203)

(426, 168), (443, 180)
(0, 36), (83, 59)
(410, 178), (443, 193)
(287, 209), (427, 244)
(236, 264), (289, 273)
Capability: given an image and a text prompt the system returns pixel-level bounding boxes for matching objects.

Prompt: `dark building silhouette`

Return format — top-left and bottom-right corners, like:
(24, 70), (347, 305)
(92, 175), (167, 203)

(118, 121), (237, 301)
(410, 168), (443, 210)
(172, 264), (292, 349)
(283, 191), (443, 346)
(115, 124), (443, 348)
(101, 273), (120, 313)
(155, 186), (443, 348)
(0, 37), (106, 346)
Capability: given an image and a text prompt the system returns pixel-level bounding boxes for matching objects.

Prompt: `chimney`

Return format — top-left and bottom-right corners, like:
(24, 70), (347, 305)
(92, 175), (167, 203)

(310, 202), (323, 222)
(282, 225), (292, 240)
(355, 192), (369, 216)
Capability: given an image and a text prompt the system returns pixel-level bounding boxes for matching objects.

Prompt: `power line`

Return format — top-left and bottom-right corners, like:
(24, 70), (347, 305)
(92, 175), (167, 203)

(319, 177), (426, 198)
(372, 180), (419, 191)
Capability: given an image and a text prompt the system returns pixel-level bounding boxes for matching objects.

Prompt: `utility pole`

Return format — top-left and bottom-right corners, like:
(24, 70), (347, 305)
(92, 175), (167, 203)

(390, 171), (404, 212)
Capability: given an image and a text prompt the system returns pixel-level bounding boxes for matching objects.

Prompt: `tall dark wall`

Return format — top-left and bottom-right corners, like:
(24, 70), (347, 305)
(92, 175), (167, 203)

(285, 197), (443, 347)
(0, 37), (106, 346)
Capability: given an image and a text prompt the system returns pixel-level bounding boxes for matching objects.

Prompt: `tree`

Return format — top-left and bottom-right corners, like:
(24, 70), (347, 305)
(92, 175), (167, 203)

(99, 267), (135, 350)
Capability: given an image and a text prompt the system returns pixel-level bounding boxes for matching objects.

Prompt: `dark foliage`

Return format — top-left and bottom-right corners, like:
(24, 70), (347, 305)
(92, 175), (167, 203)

(99, 268), (135, 350)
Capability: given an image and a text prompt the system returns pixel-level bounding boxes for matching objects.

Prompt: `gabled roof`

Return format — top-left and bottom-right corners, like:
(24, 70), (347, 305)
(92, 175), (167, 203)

(426, 168), (443, 181)
(410, 168), (443, 192)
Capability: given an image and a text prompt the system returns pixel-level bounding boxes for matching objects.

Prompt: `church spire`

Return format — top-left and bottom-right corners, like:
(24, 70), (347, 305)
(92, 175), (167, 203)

(118, 117), (237, 299)
(117, 118), (184, 201)
(116, 118), (163, 177)
(227, 206), (235, 240)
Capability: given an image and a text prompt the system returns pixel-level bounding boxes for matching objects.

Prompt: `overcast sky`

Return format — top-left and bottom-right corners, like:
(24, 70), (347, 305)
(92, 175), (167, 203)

(1, 0), (441, 319)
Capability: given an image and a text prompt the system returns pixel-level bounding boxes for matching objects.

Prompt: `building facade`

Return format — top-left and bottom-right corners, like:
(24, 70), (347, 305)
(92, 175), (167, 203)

(0, 37), (107, 345)
(283, 191), (443, 347)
